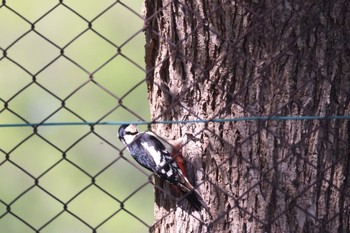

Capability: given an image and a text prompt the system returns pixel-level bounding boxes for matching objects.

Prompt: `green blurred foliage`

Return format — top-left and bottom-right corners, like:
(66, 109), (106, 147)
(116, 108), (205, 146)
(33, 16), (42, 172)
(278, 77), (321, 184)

(0, 1), (153, 232)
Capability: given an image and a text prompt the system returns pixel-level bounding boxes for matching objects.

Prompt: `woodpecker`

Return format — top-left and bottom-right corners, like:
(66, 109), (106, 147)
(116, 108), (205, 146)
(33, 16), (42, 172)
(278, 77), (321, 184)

(118, 124), (206, 211)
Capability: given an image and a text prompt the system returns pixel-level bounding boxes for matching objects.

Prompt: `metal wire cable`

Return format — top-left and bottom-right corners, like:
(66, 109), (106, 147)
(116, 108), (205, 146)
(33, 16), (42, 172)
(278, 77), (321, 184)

(0, 115), (349, 128)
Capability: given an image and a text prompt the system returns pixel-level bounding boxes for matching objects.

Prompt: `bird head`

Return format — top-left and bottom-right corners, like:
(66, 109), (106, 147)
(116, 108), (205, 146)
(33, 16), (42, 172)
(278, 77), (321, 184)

(118, 124), (139, 144)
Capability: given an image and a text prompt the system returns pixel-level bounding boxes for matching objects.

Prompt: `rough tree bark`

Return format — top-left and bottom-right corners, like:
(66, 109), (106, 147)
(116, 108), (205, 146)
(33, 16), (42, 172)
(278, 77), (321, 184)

(143, 0), (350, 232)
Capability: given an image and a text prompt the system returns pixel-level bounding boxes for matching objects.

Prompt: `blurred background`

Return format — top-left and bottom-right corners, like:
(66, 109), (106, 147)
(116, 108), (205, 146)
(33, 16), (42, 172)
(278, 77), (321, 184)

(0, 1), (153, 232)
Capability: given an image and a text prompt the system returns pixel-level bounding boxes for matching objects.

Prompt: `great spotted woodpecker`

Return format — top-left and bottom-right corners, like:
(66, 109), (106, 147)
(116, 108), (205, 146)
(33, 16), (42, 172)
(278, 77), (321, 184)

(118, 124), (206, 211)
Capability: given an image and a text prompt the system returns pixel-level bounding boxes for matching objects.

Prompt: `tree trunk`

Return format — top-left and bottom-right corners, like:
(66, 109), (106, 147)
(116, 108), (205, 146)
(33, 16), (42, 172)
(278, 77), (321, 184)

(143, 0), (350, 232)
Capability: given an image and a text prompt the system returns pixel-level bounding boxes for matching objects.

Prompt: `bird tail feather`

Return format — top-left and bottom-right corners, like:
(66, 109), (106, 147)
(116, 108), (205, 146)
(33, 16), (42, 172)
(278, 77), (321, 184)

(183, 189), (208, 211)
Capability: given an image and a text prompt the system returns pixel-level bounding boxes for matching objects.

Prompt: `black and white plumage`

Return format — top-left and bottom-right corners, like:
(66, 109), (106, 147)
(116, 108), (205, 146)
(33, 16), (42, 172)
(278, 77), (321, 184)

(118, 124), (206, 211)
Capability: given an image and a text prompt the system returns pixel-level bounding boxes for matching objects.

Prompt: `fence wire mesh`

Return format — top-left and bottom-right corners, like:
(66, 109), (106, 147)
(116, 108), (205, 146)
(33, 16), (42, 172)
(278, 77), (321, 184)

(1, 1), (350, 233)
(0, 1), (152, 233)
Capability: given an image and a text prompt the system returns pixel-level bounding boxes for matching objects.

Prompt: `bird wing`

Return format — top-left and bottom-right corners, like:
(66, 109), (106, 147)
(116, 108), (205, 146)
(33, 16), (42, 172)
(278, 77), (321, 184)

(140, 133), (194, 189)
(139, 133), (208, 211)
(139, 133), (178, 178)
(127, 134), (157, 172)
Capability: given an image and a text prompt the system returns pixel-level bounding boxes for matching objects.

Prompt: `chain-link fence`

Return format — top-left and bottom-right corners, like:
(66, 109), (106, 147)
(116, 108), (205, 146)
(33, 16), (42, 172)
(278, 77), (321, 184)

(1, 1), (350, 233)
(0, 1), (153, 233)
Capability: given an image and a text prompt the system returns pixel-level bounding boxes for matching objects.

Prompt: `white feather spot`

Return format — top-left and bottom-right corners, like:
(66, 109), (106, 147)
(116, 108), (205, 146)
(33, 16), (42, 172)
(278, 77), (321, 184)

(166, 170), (173, 177)
(141, 142), (163, 166)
